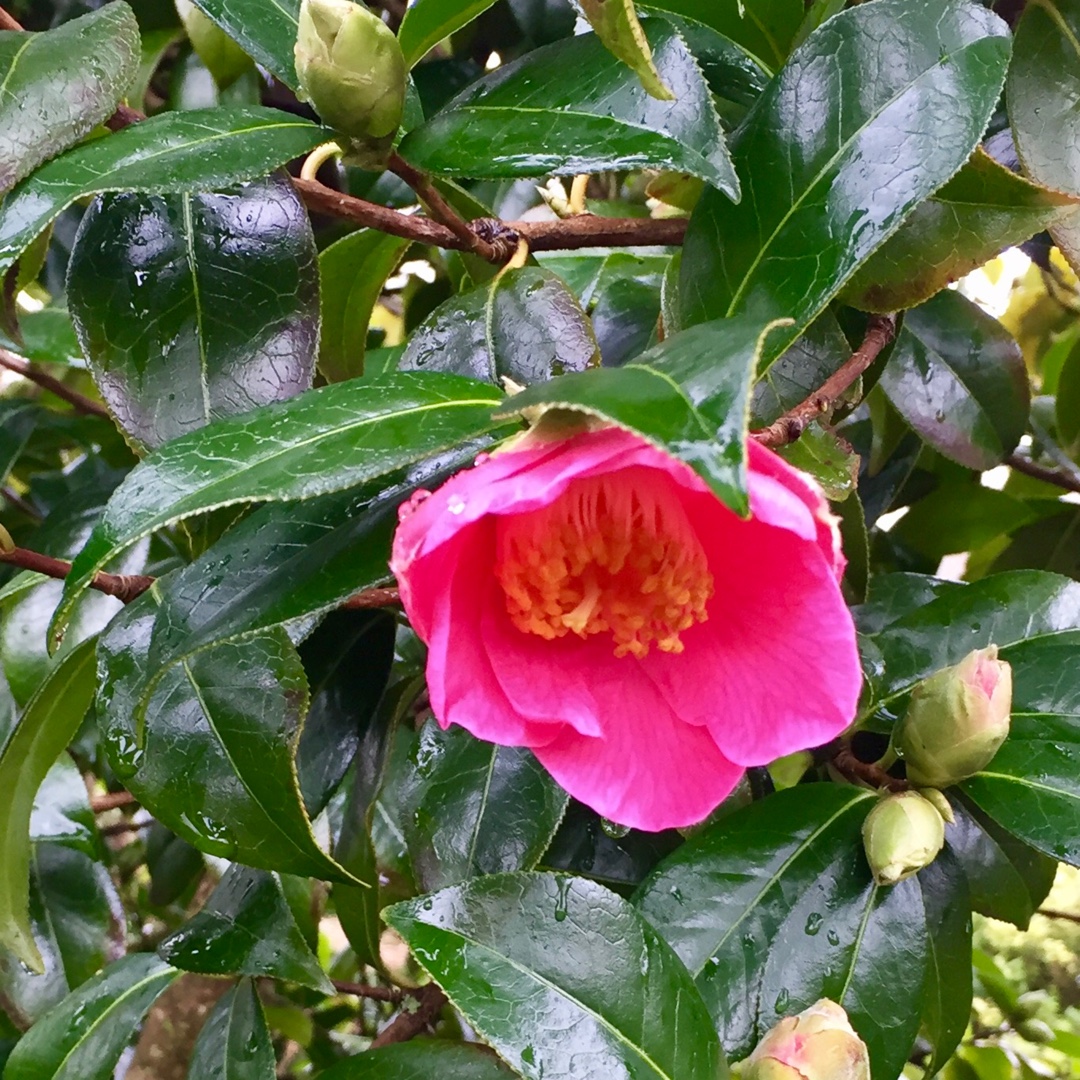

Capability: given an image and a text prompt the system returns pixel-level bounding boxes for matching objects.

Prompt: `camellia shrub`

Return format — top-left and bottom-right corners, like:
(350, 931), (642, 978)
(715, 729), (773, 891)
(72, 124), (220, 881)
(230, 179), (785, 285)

(2, 0), (1080, 1076)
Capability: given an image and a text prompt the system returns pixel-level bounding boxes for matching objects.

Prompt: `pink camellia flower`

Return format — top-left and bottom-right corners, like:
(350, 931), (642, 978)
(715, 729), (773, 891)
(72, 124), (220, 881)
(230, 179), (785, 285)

(390, 424), (862, 831)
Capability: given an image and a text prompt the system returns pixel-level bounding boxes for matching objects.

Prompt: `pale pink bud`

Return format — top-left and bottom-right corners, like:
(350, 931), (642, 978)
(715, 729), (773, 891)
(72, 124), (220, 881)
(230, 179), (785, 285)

(743, 999), (870, 1080)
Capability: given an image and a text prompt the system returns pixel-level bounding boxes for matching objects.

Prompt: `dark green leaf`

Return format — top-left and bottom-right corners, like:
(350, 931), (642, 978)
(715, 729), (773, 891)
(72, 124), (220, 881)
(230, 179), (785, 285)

(853, 573), (965, 637)
(147, 826), (206, 907)
(319, 229), (410, 383)
(0, 401), (39, 481)
(841, 149), (1080, 312)
(679, 0), (1011, 365)
(190, 0), (300, 88)
(398, 23), (738, 195)
(187, 978), (275, 1080)
(1008, 0), (1080, 268)
(385, 871), (726, 1080)
(0, 106), (331, 283)
(497, 314), (782, 515)
(0, 637), (96, 972)
(318, 1041), (517, 1080)
(918, 849), (972, 1076)
(635, 785), (924, 1078)
(398, 0), (503, 69)
(0, 4), (140, 195)
(1057, 334), (1080, 457)
(397, 718), (568, 892)
(159, 866), (332, 992)
(3, 953), (180, 1080)
(401, 267), (599, 385)
(98, 592), (357, 882)
(878, 291), (1029, 470)
(55, 372), (507, 641)
(590, 275), (661, 368)
(67, 174), (319, 451)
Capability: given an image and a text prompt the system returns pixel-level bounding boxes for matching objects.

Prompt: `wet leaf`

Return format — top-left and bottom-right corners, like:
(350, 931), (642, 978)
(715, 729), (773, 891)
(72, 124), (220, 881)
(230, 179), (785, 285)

(397, 0), (502, 69)
(189, 0), (300, 88)
(579, 0), (673, 99)
(186, 978), (276, 1080)
(318, 1041), (517, 1079)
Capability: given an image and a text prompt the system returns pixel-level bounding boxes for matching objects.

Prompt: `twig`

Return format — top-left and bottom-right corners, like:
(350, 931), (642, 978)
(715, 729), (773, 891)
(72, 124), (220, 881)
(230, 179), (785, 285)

(1, 485), (41, 520)
(342, 586), (401, 610)
(0, 347), (110, 419)
(100, 818), (151, 838)
(751, 314), (898, 448)
(369, 984), (446, 1048)
(330, 980), (404, 1002)
(92, 790), (138, 812)
(0, 7), (21, 31)
(1036, 908), (1080, 925)
(831, 743), (908, 792)
(1005, 452), (1080, 496)
(0, 544), (154, 602)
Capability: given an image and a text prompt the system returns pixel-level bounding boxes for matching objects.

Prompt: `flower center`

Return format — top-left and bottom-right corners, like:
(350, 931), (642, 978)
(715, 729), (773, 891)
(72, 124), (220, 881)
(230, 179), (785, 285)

(495, 470), (714, 658)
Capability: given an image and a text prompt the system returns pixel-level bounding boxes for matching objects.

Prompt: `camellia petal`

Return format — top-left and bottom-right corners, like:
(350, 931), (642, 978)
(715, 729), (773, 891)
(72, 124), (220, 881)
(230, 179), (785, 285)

(390, 423), (862, 830)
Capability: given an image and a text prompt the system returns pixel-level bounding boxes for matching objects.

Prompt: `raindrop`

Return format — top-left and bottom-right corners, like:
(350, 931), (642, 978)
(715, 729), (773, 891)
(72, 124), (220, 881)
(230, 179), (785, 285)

(554, 878), (571, 922)
(804, 913), (823, 936)
(774, 989), (790, 1013)
(600, 817), (630, 839)
(668, 885), (684, 904)
(447, 494), (466, 515)
(827, 930), (840, 946)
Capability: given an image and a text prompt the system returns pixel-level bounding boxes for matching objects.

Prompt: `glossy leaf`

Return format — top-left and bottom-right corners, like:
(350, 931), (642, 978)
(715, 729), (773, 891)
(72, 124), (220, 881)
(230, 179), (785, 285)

(318, 1041), (517, 1080)
(0, 637), (96, 972)
(879, 291), (1029, 470)
(579, 0), (673, 100)
(67, 174), (319, 451)
(187, 978), (276, 1080)
(0, 4), (140, 195)
(191, 0), (300, 88)
(319, 228), (409, 383)
(30, 753), (96, 855)
(401, 267), (599, 385)
(398, 22), (738, 195)
(3, 953), (180, 1080)
(159, 866), (332, 992)
(679, 0), (1011, 365)
(635, 786), (924, 1077)
(385, 871), (726, 1080)
(397, 718), (568, 892)
(1008, 0), (1080, 268)
(499, 314), (780, 515)
(0, 106), (331, 282)
(97, 592), (358, 883)
(397, 0), (502, 69)
(841, 149), (1080, 312)
(55, 372), (507, 640)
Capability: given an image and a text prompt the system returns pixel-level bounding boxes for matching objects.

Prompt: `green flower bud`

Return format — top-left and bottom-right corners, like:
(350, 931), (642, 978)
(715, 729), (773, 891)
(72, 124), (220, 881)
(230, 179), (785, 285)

(861, 790), (945, 887)
(294, 0), (406, 167)
(895, 646), (1012, 788)
(175, 0), (252, 88)
(743, 999), (870, 1080)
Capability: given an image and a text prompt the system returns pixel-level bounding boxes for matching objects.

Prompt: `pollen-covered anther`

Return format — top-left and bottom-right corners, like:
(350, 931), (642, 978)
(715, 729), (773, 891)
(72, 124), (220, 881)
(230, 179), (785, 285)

(495, 470), (714, 658)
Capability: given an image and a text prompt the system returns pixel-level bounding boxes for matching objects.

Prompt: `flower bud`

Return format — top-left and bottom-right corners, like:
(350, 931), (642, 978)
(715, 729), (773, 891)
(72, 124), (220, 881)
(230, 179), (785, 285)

(175, 0), (251, 88)
(895, 646), (1012, 787)
(861, 790), (945, 886)
(743, 999), (870, 1080)
(294, 0), (406, 167)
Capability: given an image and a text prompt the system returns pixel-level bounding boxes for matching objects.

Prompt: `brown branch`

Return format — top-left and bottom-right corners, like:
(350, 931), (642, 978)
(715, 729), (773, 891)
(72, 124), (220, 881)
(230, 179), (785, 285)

(1005, 452), (1080, 496)
(0, 7), (22, 31)
(1036, 908), (1080, 925)
(92, 790), (138, 812)
(0, 544), (154, 601)
(369, 983), (446, 1048)
(341, 586), (401, 610)
(831, 743), (908, 792)
(330, 980), (404, 1002)
(751, 314), (898, 448)
(0, 347), (110, 419)
(100, 818), (151, 838)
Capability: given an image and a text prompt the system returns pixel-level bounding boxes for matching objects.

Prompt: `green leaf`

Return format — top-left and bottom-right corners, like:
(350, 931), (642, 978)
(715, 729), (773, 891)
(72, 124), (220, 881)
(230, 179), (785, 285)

(67, 174), (319, 451)
(396, 718), (568, 892)
(97, 592), (357, 883)
(0, 106), (331, 283)
(398, 22), (738, 196)
(54, 372), (507, 642)
(0, 4), (140, 195)
(187, 978), (276, 1080)
(878, 291), (1029, 470)
(385, 871), (726, 1080)
(3, 953), (181, 1080)
(840, 149), (1080, 312)
(318, 1041), (517, 1080)
(0, 637), (96, 973)
(319, 228), (410, 383)
(579, 0), (674, 100)
(1056, 334), (1080, 457)
(0, 401), (39, 481)
(190, 0), (300, 88)
(401, 267), (599, 385)
(679, 0), (1011, 365)
(853, 573), (965, 637)
(775, 422), (858, 502)
(918, 849), (972, 1076)
(397, 0), (502, 69)
(1008, 0), (1080, 269)
(30, 753), (97, 855)
(635, 786), (925, 1078)
(159, 866), (333, 992)
(497, 314), (782, 515)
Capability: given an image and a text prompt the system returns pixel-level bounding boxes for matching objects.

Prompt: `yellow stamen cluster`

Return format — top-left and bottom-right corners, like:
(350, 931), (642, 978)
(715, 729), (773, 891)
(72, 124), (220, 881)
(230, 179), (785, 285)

(495, 472), (713, 658)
